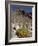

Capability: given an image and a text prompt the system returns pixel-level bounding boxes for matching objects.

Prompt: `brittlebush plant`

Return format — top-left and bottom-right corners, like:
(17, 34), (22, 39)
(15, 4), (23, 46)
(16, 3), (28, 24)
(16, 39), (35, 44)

(16, 27), (32, 38)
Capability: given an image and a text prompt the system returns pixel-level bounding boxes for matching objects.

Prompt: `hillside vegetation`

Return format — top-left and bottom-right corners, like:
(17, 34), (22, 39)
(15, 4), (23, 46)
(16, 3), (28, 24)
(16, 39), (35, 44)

(10, 8), (32, 38)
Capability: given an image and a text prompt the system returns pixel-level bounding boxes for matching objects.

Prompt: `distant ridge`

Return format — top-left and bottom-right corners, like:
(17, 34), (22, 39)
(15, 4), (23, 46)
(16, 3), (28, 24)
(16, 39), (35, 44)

(16, 8), (32, 19)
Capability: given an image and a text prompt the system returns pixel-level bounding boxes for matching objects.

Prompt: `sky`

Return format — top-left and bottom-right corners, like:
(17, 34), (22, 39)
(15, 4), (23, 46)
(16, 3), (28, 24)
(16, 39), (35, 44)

(10, 5), (32, 13)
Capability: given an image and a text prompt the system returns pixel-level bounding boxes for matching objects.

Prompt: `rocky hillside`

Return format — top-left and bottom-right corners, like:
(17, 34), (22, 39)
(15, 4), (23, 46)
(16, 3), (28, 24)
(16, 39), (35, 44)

(10, 8), (32, 27)
(10, 8), (32, 38)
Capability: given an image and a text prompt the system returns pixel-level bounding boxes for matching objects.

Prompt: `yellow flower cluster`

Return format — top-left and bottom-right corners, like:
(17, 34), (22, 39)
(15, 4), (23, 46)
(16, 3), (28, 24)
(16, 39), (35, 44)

(16, 28), (32, 38)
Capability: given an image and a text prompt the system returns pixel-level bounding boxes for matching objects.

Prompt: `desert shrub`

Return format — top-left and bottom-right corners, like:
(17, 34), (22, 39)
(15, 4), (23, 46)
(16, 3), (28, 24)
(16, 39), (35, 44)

(16, 27), (32, 38)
